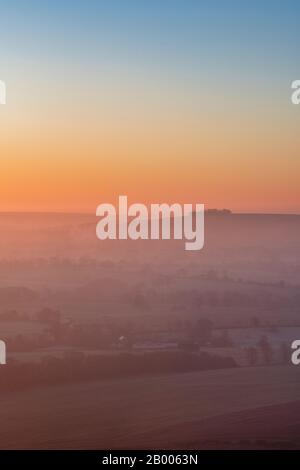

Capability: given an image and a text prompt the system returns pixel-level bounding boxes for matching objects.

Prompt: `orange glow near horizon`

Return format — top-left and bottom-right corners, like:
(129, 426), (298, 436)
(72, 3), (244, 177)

(1, 75), (300, 215)
(1, 1), (300, 215)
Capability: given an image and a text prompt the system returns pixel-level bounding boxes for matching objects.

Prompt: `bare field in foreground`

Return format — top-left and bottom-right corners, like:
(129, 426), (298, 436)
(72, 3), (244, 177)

(0, 365), (299, 449)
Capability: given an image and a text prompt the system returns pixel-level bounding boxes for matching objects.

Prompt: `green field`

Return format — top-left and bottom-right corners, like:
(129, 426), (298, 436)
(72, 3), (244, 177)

(0, 365), (299, 449)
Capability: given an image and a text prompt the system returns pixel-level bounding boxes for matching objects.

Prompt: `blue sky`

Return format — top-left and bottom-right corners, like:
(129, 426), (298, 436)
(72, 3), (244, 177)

(1, 1), (299, 73)
(1, 0), (299, 118)
(0, 1), (299, 213)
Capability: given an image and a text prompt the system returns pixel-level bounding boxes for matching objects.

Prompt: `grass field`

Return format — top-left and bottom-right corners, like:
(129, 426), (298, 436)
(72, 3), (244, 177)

(0, 365), (299, 449)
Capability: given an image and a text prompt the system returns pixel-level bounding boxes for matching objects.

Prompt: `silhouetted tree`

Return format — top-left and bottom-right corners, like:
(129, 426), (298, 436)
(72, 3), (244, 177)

(193, 317), (213, 345)
(246, 346), (258, 366)
(258, 335), (272, 364)
(280, 342), (290, 364)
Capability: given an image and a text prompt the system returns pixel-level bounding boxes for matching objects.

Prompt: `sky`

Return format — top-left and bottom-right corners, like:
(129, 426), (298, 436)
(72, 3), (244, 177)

(0, 0), (299, 213)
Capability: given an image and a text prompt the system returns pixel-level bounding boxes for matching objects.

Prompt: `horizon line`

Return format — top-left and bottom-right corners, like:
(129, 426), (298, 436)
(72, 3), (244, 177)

(0, 210), (299, 217)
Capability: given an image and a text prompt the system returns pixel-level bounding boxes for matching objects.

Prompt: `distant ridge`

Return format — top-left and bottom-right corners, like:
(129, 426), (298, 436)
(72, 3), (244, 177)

(0, 210), (299, 217)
